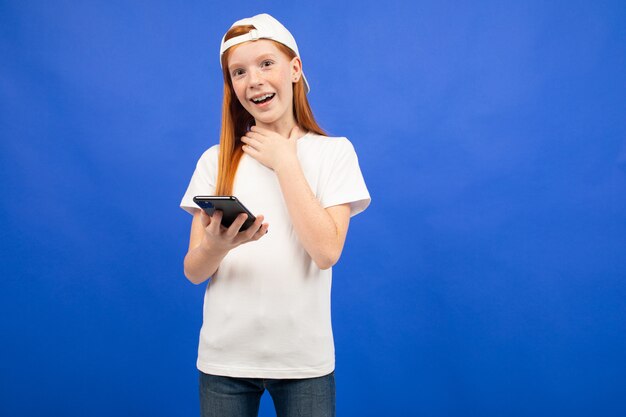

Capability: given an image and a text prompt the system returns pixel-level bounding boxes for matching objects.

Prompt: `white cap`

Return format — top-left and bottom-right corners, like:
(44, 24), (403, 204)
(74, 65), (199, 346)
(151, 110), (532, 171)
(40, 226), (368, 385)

(220, 13), (310, 93)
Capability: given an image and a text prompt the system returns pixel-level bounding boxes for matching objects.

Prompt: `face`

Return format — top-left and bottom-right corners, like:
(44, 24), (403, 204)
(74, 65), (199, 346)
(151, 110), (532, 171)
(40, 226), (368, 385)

(227, 39), (302, 129)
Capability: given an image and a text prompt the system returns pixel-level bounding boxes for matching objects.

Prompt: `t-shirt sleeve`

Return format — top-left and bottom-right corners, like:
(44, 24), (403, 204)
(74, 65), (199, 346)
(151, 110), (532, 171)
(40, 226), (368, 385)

(319, 138), (371, 217)
(180, 146), (219, 215)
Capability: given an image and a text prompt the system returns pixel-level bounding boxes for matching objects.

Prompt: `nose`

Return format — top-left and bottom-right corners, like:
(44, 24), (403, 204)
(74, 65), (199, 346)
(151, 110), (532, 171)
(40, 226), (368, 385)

(248, 68), (263, 88)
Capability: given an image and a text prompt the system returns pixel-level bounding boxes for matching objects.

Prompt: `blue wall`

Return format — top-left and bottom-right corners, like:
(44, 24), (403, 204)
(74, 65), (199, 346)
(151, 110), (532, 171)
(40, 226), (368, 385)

(1, 1), (625, 416)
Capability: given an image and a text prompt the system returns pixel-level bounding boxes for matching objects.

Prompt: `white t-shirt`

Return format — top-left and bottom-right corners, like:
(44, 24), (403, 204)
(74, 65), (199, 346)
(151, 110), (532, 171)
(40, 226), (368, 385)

(180, 132), (370, 379)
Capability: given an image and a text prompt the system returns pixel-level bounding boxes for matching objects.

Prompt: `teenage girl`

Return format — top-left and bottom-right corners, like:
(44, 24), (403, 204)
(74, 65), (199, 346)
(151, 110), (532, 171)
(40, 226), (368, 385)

(180, 13), (370, 417)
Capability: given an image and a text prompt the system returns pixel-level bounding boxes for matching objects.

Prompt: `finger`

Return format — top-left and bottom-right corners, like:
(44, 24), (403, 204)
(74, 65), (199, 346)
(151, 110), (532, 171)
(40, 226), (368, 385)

(225, 213), (248, 238)
(240, 214), (264, 239)
(249, 125), (269, 135)
(199, 210), (211, 227)
(250, 223), (270, 241)
(232, 214), (265, 245)
(244, 131), (266, 143)
(208, 210), (223, 234)
(242, 144), (258, 158)
(241, 135), (262, 149)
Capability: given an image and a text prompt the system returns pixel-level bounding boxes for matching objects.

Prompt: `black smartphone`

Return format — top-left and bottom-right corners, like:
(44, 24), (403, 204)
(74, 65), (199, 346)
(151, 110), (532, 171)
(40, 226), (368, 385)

(193, 196), (257, 231)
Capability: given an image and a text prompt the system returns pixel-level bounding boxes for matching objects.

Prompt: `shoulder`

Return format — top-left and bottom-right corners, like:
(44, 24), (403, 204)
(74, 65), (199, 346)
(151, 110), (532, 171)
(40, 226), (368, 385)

(199, 144), (220, 161)
(188, 144), (219, 178)
(300, 133), (356, 154)
(195, 144), (219, 166)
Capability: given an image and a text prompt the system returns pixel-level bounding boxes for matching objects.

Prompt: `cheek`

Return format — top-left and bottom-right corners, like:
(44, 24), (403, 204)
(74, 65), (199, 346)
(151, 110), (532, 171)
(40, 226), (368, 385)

(274, 70), (293, 94)
(232, 83), (248, 105)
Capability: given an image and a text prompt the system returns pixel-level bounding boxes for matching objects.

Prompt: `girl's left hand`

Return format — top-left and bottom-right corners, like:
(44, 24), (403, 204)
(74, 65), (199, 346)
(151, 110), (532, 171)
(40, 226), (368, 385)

(241, 125), (300, 172)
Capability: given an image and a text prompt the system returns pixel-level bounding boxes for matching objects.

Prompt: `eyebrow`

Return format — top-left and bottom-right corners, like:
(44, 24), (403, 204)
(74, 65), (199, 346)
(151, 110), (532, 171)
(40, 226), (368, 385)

(228, 53), (279, 70)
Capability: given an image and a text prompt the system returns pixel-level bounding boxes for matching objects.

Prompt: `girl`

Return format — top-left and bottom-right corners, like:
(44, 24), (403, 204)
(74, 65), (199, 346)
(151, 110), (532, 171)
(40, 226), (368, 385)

(180, 13), (370, 417)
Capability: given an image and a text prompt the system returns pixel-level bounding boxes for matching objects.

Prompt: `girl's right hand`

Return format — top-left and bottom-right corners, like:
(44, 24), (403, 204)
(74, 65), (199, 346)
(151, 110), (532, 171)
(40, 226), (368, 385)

(200, 209), (269, 252)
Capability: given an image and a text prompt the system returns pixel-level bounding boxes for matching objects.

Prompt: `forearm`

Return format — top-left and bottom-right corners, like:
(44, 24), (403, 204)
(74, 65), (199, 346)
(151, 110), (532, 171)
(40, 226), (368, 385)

(183, 241), (229, 284)
(275, 160), (342, 269)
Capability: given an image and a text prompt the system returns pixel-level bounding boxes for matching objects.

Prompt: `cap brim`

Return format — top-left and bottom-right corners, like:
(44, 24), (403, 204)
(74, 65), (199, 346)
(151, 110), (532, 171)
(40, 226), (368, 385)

(302, 73), (310, 94)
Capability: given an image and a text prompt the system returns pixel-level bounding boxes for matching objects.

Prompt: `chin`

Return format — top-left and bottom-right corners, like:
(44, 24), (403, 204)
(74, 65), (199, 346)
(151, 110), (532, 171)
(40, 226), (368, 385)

(252, 114), (280, 125)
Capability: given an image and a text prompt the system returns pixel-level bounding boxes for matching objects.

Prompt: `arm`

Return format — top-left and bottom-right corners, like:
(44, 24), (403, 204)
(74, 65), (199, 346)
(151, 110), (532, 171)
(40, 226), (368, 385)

(241, 126), (352, 269)
(275, 160), (351, 269)
(183, 209), (269, 284)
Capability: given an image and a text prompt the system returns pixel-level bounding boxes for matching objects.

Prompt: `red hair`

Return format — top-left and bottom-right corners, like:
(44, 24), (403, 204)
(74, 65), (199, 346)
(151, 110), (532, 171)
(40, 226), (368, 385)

(215, 25), (326, 195)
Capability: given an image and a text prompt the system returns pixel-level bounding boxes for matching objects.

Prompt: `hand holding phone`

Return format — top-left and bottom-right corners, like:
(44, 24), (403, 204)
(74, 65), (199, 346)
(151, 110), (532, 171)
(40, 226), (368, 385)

(193, 196), (257, 231)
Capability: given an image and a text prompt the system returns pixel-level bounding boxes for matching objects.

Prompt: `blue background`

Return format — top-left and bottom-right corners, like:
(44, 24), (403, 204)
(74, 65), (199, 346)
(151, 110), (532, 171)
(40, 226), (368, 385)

(1, 1), (625, 416)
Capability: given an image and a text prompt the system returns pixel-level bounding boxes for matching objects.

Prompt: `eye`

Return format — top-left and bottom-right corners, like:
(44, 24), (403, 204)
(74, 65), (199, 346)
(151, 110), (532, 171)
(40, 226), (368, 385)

(231, 68), (245, 78)
(261, 60), (274, 68)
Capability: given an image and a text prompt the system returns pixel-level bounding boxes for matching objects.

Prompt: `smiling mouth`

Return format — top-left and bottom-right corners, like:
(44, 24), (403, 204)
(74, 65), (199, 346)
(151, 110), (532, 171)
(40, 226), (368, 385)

(250, 93), (275, 105)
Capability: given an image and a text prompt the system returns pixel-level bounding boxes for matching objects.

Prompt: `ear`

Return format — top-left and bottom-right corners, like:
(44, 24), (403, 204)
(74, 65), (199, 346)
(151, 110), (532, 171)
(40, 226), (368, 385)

(290, 56), (302, 83)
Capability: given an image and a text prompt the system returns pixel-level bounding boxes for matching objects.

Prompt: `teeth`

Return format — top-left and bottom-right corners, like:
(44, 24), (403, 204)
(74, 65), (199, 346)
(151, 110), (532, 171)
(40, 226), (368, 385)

(252, 93), (274, 103)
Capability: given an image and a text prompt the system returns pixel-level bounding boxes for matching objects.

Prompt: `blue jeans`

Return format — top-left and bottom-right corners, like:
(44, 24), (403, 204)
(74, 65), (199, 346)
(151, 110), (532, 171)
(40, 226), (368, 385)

(199, 370), (336, 417)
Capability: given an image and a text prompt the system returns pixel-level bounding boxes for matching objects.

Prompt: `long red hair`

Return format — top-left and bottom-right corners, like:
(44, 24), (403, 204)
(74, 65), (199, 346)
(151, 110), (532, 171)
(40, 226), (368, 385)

(215, 25), (326, 195)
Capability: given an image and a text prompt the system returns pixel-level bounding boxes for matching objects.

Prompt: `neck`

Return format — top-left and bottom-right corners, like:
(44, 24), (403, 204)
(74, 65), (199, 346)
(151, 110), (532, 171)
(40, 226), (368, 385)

(255, 115), (297, 138)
